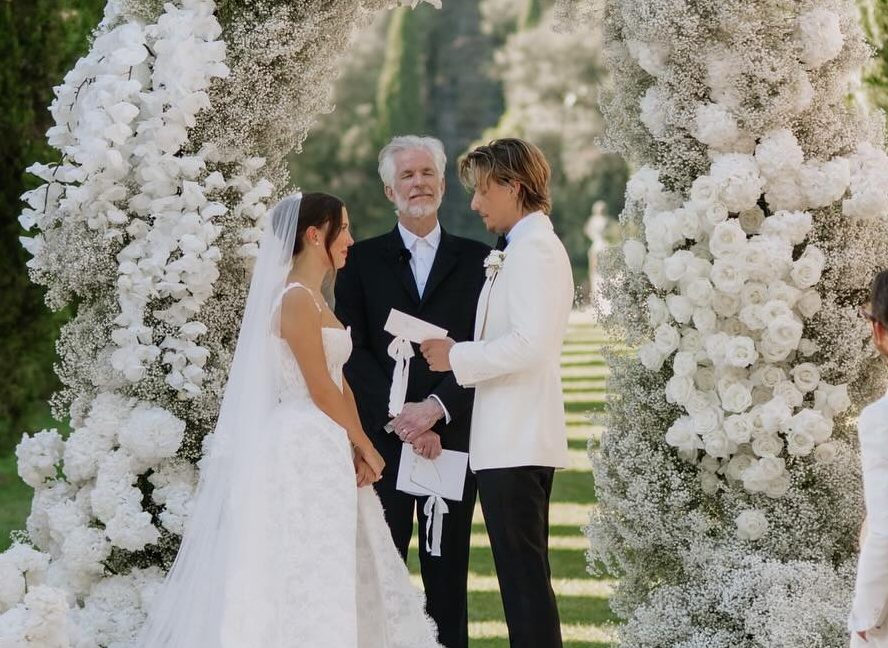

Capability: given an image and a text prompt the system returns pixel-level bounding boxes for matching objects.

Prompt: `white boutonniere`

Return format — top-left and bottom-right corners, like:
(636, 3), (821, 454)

(484, 250), (506, 279)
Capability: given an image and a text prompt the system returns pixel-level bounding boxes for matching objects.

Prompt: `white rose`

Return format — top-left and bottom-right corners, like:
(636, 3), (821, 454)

(725, 454), (755, 482)
(702, 202), (729, 229)
(710, 258), (747, 294)
(703, 332), (730, 365)
(767, 315), (804, 350)
(654, 324), (681, 354)
(814, 441), (838, 463)
(790, 363), (820, 392)
(736, 509), (768, 541)
(663, 250), (695, 282)
(724, 335), (758, 368)
(752, 364), (786, 389)
(666, 294), (694, 324)
(721, 382), (753, 413)
(738, 206), (765, 234)
(752, 433), (784, 458)
(622, 240), (647, 272)
(683, 278), (714, 307)
(673, 351), (698, 377)
(814, 382), (852, 417)
(790, 246), (826, 289)
(685, 389), (715, 415)
(690, 176), (719, 206)
(709, 220), (747, 258)
(764, 474), (791, 498)
(786, 429), (815, 457)
(646, 295), (670, 327)
(700, 471), (721, 494)
(680, 207), (703, 240)
(680, 328), (705, 354)
(741, 281), (768, 306)
(759, 397), (792, 433)
(789, 408), (833, 444)
(758, 455), (787, 481)
(773, 381), (804, 408)
(665, 417), (701, 454)
(796, 290), (822, 319)
(752, 386), (773, 406)
(712, 291), (741, 317)
(644, 255), (672, 290)
(666, 375), (695, 405)
(692, 308), (717, 333)
(638, 342), (666, 371)
(710, 153), (765, 212)
(694, 367), (717, 391)
(703, 430), (733, 459)
(767, 282), (801, 309)
(693, 407), (721, 436)
(724, 414), (753, 443)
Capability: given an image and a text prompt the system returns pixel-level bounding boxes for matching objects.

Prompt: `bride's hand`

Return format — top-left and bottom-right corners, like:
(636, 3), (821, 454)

(355, 443), (385, 480)
(354, 457), (377, 488)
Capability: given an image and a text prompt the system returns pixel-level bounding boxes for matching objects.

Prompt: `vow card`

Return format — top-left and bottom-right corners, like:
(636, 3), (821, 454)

(395, 443), (469, 501)
(384, 309), (448, 345)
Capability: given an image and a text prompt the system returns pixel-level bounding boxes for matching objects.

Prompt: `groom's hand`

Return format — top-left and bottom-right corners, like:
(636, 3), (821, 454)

(392, 399), (444, 442)
(421, 337), (455, 372)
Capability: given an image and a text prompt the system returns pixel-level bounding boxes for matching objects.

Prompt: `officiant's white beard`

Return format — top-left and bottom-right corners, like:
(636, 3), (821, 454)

(394, 192), (442, 220)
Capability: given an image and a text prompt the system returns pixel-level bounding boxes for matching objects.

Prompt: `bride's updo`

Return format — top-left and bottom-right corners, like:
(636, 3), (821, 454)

(272, 192), (345, 261)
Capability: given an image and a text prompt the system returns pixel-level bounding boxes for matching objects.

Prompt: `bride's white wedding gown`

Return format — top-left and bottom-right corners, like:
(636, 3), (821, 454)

(139, 282), (442, 648)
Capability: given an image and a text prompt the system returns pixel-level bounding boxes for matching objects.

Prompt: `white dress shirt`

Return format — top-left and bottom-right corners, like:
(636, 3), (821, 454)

(398, 222), (441, 298)
(397, 221), (450, 424)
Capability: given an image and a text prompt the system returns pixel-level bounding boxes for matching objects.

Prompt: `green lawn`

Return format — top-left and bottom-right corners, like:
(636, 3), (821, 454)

(0, 315), (613, 645)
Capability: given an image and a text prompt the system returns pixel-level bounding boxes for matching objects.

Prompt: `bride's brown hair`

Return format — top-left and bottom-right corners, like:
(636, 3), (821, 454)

(277, 192), (345, 264)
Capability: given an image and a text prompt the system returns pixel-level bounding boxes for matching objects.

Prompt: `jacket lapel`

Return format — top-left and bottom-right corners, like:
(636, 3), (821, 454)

(474, 274), (497, 340)
(384, 227), (420, 305)
(419, 229), (459, 309)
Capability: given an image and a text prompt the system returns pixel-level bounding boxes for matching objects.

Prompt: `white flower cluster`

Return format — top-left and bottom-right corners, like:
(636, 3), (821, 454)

(19, 1), (233, 399)
(1, 393), (192, 640)
(621, 128), (878, 504)
(589, 0), (886, 645)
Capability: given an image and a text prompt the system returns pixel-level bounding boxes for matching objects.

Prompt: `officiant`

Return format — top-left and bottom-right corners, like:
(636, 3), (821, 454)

(335, 135), (489, 648)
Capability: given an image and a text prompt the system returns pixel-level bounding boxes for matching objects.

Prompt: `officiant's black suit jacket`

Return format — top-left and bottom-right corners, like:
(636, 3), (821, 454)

(334, 225), (490, 453)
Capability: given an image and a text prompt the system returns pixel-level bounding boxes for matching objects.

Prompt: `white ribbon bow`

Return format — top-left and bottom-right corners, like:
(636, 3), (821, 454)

(423, 495), (450, 557)
(387, 335), (414, 417)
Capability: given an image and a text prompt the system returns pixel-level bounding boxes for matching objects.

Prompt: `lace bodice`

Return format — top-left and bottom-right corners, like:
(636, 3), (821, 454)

(271, 283), (352, 403)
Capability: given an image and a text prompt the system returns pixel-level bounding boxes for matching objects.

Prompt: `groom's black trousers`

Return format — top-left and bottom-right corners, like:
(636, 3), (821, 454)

(476, 466), (563, 648)
(374, 459), (477, 648)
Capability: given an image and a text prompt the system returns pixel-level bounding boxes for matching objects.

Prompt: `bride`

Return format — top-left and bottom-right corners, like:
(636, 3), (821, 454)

(136, 192), (442, 647)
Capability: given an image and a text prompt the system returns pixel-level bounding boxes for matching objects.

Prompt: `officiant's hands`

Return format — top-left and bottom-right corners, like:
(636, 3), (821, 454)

(391, 399), (444, 442)
(421, 337), (455, 372)
(411, 431), (443, 460)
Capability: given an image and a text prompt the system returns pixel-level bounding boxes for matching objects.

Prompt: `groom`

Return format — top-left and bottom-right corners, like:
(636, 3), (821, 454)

(334, 135), (490, 648)
(422, 138), (573, 648)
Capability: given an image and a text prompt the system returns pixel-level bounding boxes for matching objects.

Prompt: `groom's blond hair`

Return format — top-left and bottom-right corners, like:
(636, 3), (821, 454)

(459, 138), (551, 214)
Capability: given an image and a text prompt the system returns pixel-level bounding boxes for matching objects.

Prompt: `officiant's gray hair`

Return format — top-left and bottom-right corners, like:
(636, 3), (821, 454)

(378, 136), (447, 187)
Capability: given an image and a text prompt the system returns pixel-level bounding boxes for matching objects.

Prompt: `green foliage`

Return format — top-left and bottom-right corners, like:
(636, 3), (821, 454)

(376, 7), (428, 141)
(520, 0), (544, 29)
(859, 0), (888, 111)
(0, 1), (104, 453)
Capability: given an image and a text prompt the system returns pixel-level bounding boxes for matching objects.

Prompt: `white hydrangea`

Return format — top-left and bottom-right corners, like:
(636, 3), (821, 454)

(16, 429), (64, 489)
(118, 403), (185, 467)
(694, 102), (740, 150)
(796, 8), (844, 69)
(709, 153), (764, 212)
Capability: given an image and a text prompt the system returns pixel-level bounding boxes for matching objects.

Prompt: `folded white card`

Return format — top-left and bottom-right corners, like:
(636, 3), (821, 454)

(384, 309), (448, 345)
(395, 444), (469, 501)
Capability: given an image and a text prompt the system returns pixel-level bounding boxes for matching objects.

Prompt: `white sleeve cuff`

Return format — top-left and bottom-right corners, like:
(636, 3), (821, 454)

(429, 394), (451, 424)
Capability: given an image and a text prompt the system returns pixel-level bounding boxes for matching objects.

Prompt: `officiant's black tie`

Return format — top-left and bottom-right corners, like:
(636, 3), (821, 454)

(495, 236), (507, 251)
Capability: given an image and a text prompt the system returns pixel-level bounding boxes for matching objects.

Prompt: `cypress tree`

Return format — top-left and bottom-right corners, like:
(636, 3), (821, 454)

(376, 7), (427, 142)
(0, 1), (104, 451)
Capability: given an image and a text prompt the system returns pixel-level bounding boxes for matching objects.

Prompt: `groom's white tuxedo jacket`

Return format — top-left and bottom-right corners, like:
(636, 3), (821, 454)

(449, 212), (573, 471)
(851, 391), (888, 636)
